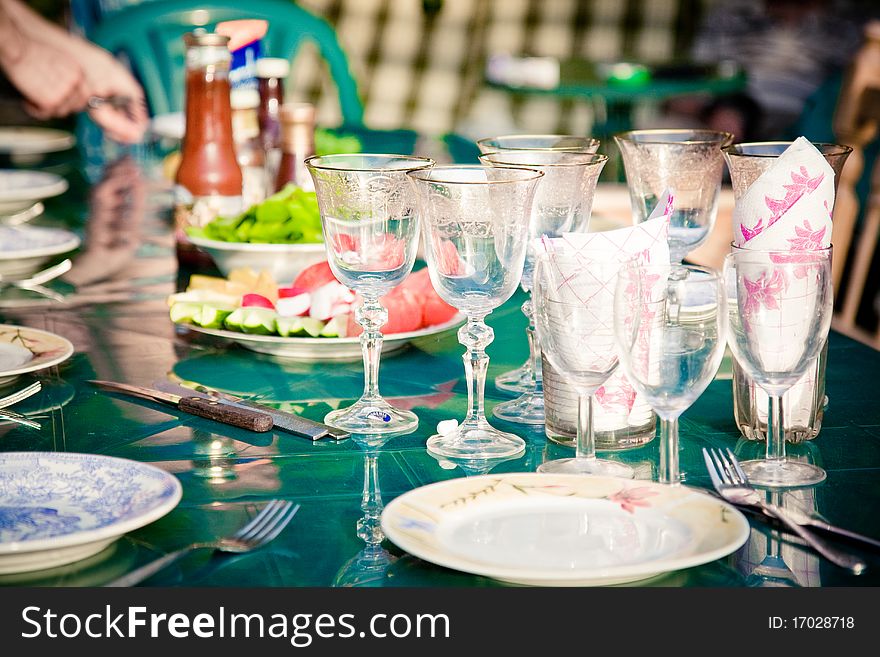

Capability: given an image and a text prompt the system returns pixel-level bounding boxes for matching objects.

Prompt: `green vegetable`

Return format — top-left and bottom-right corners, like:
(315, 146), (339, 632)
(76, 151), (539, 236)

(315, 128), (363, 156)
(275, 316), (306, 337)
(186, 184), (323, 244)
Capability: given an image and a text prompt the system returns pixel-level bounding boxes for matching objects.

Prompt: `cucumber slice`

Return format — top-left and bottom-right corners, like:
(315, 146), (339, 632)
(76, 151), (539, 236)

(224, 307), (248, 331)
(300, 317), (325, 337)
(240, 308), (279, 335)
(170, 302), (203, 324)
(275, 316), (305, 337)
(320, 315), (347, 338)
(193, 303), (237, 329)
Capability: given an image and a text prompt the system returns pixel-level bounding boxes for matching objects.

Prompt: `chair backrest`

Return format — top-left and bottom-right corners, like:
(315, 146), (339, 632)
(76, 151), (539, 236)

(88, 0), (364, 125)
(831, 21), (880, 349)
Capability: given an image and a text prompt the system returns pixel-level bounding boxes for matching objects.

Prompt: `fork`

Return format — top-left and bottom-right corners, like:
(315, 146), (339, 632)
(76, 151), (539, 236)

(703, 447), (867, 574)
(0, 381), (41, 409)
(103, 499), (299, 587)
(0, 259), (72, 288)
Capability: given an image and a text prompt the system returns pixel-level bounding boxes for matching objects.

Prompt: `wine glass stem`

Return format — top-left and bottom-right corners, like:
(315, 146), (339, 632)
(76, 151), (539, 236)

(575, 392), (597, 461)
(460, 315), (493, 425)
(522, 297), (543, 390)
(766, 394), (786, 463)
(358, 451), (383, 546)
(659, 416), (679, 484)
(358, 294), (387, 402)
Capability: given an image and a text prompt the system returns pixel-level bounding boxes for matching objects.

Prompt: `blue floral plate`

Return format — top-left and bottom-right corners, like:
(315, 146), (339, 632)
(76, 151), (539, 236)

(0, 452), (181, 574)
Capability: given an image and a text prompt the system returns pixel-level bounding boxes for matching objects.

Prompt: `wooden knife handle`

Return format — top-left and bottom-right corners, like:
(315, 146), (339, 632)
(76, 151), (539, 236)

(179, 397), (273, 432)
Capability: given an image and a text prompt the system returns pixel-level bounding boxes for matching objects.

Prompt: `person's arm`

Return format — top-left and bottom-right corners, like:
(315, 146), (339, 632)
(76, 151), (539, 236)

(0, 0), (147, 143)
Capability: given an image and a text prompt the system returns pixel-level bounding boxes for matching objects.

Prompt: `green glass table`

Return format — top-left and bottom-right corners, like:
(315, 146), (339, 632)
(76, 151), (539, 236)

(0, 151), (878, 588)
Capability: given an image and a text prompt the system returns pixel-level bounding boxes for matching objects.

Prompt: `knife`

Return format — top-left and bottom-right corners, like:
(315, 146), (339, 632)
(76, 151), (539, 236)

(153, 379), (350, 441)
(89, 380), (273, 433)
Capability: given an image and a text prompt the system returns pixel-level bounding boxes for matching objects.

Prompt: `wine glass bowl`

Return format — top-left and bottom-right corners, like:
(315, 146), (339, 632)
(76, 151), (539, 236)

(532, 252), (635, 478)
(615, 263), (727, 484)
(614, 129), (733, 264)
(476, 134), (600, 154)
(478, 150), (608, 424)
(408, 164), (543, 459)
(306, 154), (433, 435)
(723, 247), (833, 487)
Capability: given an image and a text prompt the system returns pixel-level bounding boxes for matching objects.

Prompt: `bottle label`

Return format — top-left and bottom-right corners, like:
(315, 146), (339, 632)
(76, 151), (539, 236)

(174, 185), (243, 244)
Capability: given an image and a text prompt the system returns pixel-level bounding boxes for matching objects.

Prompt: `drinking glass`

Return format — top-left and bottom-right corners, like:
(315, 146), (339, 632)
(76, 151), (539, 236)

(306, 154), (433, 434)
(723, 247), (833, 487)
(615, 129), (733, 264)
(476, 134), (600, 395)
(723, 142), (852, 445)
(478, 150), (608, 424)
(531, 253), (634, 477)
(476, 134), (600, 154)
(408, 165), (543, 459)
(614, 263), (727, 484)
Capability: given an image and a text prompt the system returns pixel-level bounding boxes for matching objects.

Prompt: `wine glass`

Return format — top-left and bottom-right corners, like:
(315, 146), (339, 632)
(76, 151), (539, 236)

(479, 150), (608, 425)
(614, 129), (732, 264)
(407, 164), (543, 459)
(476, 135), (601, 395)
(614, 263), (727, 484)
(306, 154), (433, 434)
(531, 252), (634, 477)
(723, 246), (833, 487)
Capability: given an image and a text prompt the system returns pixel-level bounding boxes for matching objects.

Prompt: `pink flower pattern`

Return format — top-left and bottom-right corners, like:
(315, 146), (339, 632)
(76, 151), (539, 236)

(786, 220), (826, 251)
(606, 487), (659, 514)
(740, 166), (825, 244)
(742, 269), (788, 320)
(595, 382), (636, 412)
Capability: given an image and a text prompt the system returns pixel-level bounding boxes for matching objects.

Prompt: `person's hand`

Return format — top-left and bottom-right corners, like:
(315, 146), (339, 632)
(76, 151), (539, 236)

(4, 37), (91, 120)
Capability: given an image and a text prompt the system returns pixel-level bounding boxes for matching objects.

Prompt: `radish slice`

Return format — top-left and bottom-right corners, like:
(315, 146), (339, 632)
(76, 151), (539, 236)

(241, 293), (275, 309)
(276, 293), (311, 317)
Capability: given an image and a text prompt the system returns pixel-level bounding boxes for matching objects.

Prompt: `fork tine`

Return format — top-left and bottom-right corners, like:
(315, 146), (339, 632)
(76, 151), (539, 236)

(232, 500), (284, 539)
(237, 500), (288, 540)
(0, 381), (41, 408)
(708, 449), (731, 485)
(251, 503), (299, 546)
(716, 449), (743, 484)
(726, 448), (749, 483)
(242, 501), (294, 542)
(702, 448), (723, 489)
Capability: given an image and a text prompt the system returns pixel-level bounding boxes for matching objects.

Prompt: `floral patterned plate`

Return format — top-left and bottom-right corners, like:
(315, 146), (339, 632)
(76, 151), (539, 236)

(381, 472), (749, 586)
(0, 452), (181, 574)
(0, 325), (74, 386)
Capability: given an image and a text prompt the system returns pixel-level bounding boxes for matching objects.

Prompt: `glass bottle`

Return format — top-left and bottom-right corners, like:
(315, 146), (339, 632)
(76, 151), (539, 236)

(257, 57), (290, 153)
(231, 87), (268, 206)
(175, 30), (243, 265)
(275, 102), (316, 192)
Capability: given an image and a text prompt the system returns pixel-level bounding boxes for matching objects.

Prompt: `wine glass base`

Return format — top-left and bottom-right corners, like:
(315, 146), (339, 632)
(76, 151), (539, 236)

(738, 459), (826, 488)
(324, 399), (418, 435)
(492, 390), (545, 424)
(537, 457), (634, 478)
(426, 422), (526, 460)
(494, 363), (532, 394)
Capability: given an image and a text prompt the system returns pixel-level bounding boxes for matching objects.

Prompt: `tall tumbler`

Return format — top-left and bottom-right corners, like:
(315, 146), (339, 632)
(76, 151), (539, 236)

(723, 142), (852, 443)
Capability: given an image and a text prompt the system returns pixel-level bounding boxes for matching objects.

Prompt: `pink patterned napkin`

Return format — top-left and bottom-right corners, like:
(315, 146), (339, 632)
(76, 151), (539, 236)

(535, 193), (672, 432)
(733, 137), (834, 250)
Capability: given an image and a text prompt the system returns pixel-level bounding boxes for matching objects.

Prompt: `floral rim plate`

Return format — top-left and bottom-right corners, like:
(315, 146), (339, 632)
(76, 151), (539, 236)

(0, 127), (76, 155)
(381, 472), (749, 587)
(181, 314), (465, 361)
(0, 225), (80, 277)
(0, 170), (68, 213)
(0, 325), (75, 386)
(0, 452), (181, 574)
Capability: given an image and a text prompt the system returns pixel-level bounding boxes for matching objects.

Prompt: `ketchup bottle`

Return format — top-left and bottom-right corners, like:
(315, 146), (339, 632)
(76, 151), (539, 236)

(175, 30), (243, 266)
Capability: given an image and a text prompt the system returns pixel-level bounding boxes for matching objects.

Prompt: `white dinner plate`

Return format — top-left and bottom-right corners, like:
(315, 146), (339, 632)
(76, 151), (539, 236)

(180, 314), (465, 361)
(0, 127), (75, 156)
(0, 325), (74, 386)
(381, 472), (750, 587)
(0, 224), (80, 277)
(0, 170), (68, 214)
(0, 452), (181, 574)
(150, 112), (184, 141)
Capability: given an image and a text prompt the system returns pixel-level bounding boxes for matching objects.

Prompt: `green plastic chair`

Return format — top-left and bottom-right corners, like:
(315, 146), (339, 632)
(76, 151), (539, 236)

(88, 0), (364, 126)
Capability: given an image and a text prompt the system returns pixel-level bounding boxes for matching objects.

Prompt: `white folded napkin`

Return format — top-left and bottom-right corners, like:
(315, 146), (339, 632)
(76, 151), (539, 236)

(536, 192), (672, 431)
(733, 137), (834, 250)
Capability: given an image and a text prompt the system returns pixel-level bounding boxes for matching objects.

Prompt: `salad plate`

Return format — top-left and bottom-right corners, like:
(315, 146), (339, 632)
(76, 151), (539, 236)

(0, 127), (75, 156)
(0, 170), (68, 214)
(0, 225), (80, 277)
(0, 452), (181, 574)
(381, 472), (749, 587)
(180, 314), (464, 361)
(0, 325), (75, 386)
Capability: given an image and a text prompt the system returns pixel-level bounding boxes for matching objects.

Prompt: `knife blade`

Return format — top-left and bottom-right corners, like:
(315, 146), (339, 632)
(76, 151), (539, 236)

(153, 379), (349, 441)
(89, 380), (273, 433)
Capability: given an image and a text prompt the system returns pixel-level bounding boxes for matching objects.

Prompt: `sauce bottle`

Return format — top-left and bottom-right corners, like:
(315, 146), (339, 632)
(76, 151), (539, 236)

(256, 57), (290, 153)
(175, 30), (243, 264)
(231, 87), (268, 206)
(275, 102), (316, 192)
